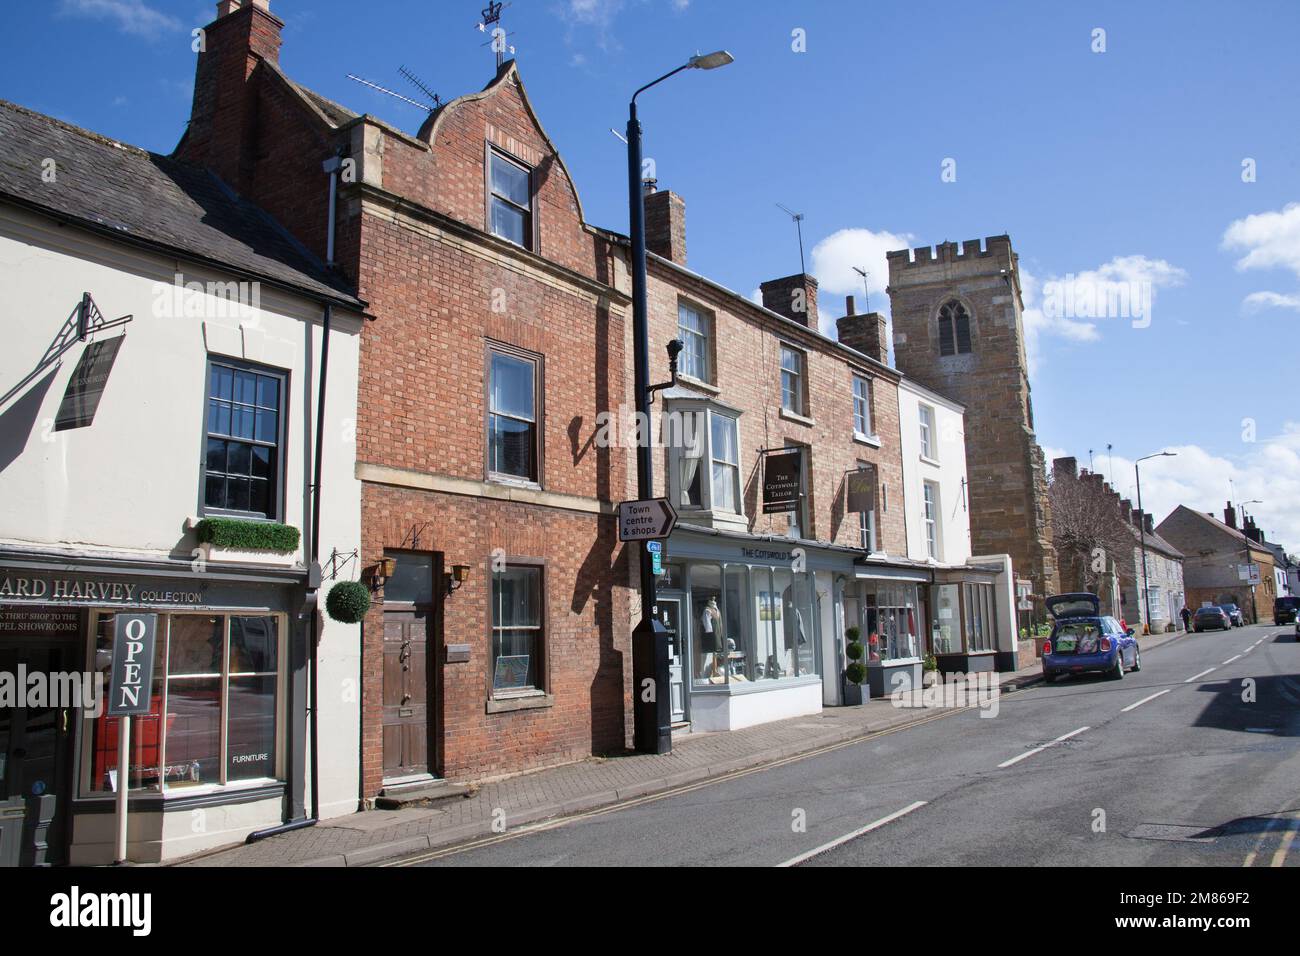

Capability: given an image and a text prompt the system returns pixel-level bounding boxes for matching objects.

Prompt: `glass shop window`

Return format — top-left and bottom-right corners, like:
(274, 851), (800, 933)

(863, 582), (920, 662)
(84, 612), (282, 796)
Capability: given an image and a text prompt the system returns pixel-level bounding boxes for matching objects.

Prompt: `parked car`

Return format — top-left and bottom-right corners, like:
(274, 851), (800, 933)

(1218, 604), (1244, 627)
(1042, 592), (1140, 683)
(1193, 606), (1231, 632)
(1273, 596), (1298, 625)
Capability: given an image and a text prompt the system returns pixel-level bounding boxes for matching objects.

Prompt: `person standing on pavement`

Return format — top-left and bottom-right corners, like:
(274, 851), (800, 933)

(1180, 606), (1192, 632)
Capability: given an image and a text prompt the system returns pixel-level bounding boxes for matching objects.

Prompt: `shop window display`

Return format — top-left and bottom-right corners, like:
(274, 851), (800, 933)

(690, 563), (819, 686)
(84, 611), (282, 796)
(863, 582), (920, 661)
(931, 583), (960, 654)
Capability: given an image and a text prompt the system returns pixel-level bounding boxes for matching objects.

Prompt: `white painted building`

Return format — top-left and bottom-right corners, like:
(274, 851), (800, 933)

(896, 380), (1017, 675)
(0, 102), (365, 864)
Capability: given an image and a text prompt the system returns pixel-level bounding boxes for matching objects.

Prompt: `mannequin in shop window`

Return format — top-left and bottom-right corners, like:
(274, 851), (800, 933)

(780, 583), (809, 677)
(699, 595), (722, 680)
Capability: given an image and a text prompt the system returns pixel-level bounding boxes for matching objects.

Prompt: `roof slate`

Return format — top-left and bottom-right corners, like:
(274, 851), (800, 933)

(0, 99), (361, 308)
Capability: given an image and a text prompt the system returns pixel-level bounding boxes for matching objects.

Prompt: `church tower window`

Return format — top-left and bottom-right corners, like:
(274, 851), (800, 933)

(938, 300), (972, 356)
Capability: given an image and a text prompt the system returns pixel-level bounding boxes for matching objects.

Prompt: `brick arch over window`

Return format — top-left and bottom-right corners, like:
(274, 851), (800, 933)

(937, 299), (973, 356)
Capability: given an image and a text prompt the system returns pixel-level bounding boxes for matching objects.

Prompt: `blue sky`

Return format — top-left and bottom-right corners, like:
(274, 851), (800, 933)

(6, 0), (1300, 546)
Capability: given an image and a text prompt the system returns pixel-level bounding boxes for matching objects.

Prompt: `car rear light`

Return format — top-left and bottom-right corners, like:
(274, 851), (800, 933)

(1100, 637), (1112, 652)
(1042, 640), (1052, 655)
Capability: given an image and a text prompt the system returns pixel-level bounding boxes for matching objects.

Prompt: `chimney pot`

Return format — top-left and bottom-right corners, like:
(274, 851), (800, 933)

(845, 295), (856, 316)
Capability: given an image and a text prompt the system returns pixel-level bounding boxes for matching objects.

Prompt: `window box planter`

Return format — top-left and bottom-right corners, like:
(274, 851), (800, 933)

(189, 517), (301, 568)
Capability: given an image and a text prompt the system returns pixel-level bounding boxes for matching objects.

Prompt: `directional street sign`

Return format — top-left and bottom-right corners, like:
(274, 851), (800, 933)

(618, 498), (677, 542)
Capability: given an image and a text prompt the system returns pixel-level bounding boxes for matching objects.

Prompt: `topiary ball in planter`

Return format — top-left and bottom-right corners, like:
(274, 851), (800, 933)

(845, 661), (866, 686)
(326, 581), (371, 624)
(845, 641), (864, 661)
(845, 626), (861, 643)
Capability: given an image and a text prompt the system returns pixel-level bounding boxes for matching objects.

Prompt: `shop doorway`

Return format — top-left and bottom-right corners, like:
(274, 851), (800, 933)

(0, 638), (78, 866)
(658, 598), (685, 723)
(381, 551), (441, 783)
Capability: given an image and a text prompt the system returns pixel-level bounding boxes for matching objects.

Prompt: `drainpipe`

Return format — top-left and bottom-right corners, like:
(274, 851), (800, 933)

(248, 154), (342, 842)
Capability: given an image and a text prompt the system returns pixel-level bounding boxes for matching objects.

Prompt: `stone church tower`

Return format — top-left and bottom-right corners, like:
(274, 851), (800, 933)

(886, 236), (1059, 615)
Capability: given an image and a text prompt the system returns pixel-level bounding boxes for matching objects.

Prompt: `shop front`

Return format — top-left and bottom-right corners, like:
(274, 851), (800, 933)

(653, 527), (848, 732)
(927, 567), (1003, 676)
(845, 563), (929, 698)
(0, 549), (308, 865)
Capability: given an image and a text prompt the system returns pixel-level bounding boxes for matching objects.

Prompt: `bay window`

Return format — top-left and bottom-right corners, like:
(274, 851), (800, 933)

(667, 403), (742, 518)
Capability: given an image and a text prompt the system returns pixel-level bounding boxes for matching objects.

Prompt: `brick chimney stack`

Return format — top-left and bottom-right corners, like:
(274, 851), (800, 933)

(1144, 513), (1154, 536)
(177, 0), (284, 193)
(1052, 456), (1078, 479)
(837, 296), (889, 364)
(1224, 502), (1237, 529)
(761, 273), (819, 330)
(1119, 498), (1132, 524)
(644, 187), (687, 267)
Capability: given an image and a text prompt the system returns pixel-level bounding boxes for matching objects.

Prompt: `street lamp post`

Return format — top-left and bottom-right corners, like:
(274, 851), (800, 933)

(1135, 451), (1176, 635)
(1238, 498), (1262, 623)
(626, 51), (733, 755)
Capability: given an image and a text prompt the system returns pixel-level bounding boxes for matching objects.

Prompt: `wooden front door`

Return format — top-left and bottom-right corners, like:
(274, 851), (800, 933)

(382, 610), (432, 779)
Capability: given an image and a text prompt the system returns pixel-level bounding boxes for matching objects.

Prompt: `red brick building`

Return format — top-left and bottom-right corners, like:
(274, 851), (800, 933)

(175, 0), (1016, 792)
(178, 0), (633, 796)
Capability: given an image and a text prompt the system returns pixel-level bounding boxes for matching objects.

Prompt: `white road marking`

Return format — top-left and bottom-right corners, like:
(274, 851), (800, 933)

(1222, 654), (1242, 665)
(1121, 689), (1171, 713)
(1185, 667), (1217, 683)
(997, 726), (1090, 769)
(776, 800), (928, 867)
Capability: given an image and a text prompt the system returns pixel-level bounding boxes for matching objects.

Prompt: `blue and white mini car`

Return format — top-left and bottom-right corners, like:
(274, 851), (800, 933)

(1042, 592), (1140, 683)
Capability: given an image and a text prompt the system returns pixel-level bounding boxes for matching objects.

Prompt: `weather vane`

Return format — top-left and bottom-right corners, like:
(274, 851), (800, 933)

(476, 1), (516, 67)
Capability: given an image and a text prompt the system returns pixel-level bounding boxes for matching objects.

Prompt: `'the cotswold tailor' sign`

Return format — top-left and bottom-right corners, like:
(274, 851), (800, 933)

(762, 450), (802, 514)
(107, 614), (157, 717)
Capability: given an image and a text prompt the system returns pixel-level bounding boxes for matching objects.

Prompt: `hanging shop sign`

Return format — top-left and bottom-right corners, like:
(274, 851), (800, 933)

(54, 337), (124, 431)
(846, 466), (877, 514)
(762, 450), (803, 514)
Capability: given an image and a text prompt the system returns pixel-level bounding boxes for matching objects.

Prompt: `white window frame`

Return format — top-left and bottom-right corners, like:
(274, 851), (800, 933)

(852, 375), (872, 439)
(780, 344), (805, 416)
(677, 301), (713, 384)
(923, 480), (940, 559)
(918, 404), (936, 461)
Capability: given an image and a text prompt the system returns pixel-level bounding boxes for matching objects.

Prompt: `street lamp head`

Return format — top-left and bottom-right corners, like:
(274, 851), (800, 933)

(689, 50), (734, 70)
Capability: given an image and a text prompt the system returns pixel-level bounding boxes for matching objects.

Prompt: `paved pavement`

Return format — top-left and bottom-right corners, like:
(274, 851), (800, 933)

(178, 635), (1190, 867)
(379, 624), (1299, 867)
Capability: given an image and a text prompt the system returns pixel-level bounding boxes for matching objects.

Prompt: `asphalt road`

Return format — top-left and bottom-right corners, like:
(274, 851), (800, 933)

(389, 623), (1300, 867)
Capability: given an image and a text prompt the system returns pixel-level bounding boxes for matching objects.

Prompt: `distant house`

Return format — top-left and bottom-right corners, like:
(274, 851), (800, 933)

(1155, 504), (1277, 624)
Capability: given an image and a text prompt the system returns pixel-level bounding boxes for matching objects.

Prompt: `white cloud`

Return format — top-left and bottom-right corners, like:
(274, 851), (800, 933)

(1243, 290), (1300, 314)
(808, 227), (912, 340)
(1051, 427), (1300, 553)
(1222, 202), (1300, 278)
(810, 227), (911, 307)
(59, 0), (181, 38)
(1020, 255), (1186, 373)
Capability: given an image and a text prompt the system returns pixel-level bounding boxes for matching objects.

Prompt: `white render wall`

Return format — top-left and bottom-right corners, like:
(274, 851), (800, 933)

(0, 205), (362, 824)
(898, 380), (971, 565)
